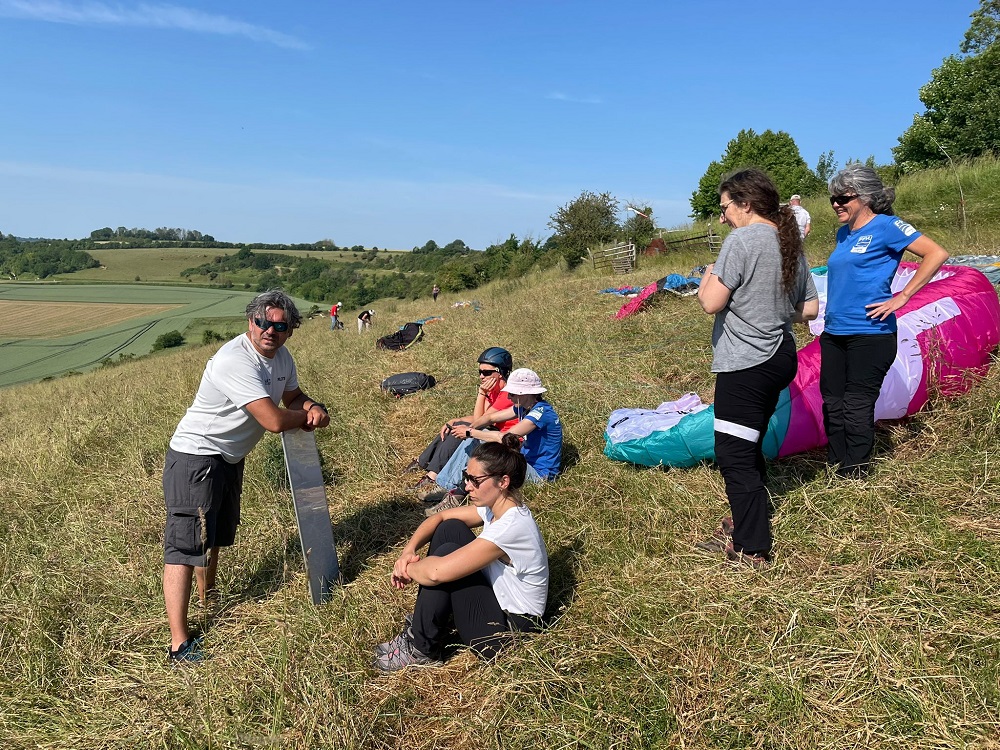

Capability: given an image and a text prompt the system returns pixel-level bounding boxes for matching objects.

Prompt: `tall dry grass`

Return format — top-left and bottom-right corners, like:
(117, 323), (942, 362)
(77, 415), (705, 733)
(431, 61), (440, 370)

(1, 249), (999, 749)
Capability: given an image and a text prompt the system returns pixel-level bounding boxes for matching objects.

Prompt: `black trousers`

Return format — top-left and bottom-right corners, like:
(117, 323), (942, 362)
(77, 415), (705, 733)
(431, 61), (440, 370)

(713, 334), (797, 557)
(417, 423), (469, 474)
(411, 519), (538, 660)
(819, 332), (897, 474)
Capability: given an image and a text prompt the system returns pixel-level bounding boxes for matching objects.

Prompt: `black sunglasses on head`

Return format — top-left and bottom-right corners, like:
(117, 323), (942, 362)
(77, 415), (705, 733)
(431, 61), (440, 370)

(253, 318), (290, 333)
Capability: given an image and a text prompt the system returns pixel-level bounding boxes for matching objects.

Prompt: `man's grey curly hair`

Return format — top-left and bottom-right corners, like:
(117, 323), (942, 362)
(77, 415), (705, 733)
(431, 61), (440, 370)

(245, 289), (302, 329)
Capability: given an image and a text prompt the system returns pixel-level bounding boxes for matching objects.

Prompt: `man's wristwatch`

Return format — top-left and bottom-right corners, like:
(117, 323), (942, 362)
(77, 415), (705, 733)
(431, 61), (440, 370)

(309, 402), (327, 413)
(466, 428), (472, 438)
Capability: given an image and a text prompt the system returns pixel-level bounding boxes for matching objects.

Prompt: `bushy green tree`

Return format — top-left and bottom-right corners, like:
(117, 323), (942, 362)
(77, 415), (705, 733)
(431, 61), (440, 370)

(547, 191), (620, 268)
(690, 129), (821, 219)
(894, 41), (1000, 170)
(815, 150), (838, 185)
(152, 331), (184, 351)
(962, 0), (1000, 53)
(621, 204), (656, 251)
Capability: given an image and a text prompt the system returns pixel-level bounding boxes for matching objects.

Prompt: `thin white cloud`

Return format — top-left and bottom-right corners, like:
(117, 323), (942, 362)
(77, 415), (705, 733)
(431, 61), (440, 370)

(0, 0), (309, 50)
(546, 91), (603, 105)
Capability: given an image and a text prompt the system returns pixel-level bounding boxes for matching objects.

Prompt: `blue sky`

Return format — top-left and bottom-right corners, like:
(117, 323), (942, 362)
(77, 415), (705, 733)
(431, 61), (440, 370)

(0, 1), (980, 248)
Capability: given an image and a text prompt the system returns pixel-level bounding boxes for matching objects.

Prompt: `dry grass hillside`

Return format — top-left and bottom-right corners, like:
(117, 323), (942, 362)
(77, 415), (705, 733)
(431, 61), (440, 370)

(2, 248), (999, 749)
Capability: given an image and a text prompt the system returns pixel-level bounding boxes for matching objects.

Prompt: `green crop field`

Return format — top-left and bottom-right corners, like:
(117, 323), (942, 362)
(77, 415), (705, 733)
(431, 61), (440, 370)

(60, 247), (364, 284)
(0, 283), (313, 387)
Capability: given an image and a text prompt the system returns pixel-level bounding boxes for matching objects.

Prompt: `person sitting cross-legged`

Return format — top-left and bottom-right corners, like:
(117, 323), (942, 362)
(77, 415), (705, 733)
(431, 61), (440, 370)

(405, 347), (517, 490)
(374, 434), (549, 672)
(423, 368), (563, 516)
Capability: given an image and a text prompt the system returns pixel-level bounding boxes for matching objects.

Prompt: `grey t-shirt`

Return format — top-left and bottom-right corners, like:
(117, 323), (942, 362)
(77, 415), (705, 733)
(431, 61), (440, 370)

(710, 223), (817, 373)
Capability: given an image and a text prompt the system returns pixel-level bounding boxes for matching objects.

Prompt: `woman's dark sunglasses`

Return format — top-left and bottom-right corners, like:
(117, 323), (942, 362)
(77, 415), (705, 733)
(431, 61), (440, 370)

(830, 194), (860, 207)
(253, 318), (290, 333)
(462, 471), (495, 488)
(479, 368), (500, 376)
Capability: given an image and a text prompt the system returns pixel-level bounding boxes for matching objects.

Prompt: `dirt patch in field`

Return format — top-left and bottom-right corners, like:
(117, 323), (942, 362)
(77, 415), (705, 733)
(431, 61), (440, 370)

(0, 301), (183, 339)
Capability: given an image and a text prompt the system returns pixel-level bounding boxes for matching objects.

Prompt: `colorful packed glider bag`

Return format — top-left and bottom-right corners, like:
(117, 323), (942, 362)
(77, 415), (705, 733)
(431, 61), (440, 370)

(605, 263), (1000, 467)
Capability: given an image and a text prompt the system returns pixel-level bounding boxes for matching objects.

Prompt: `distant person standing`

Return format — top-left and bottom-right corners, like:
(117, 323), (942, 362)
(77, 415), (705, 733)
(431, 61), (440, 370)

(358, 308), (375, 333)
(162, 289), (330, 663)
(432, 284), (440, 302)
(789, 195), (811, 240)
(329, 301), (342, 331)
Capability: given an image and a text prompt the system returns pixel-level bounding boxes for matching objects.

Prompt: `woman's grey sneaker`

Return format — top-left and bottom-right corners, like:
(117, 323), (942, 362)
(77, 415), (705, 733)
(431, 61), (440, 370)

(167, 635), (205, 665)
(376, 617), (414, 656)
(374, 634), (443, 673)
(424, 490), (468, 517)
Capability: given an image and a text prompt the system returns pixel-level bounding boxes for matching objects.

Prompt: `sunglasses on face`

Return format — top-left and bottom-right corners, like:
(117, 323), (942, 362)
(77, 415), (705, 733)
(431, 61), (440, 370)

(479, 369), (500, 377)
(253, 318), (290, 333)
(462, 471), (495, 489)
(830, 194), (860, 207)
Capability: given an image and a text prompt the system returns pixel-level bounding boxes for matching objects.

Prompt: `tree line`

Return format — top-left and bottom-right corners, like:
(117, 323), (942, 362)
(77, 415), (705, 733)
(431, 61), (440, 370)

(0, 235), (99, 278)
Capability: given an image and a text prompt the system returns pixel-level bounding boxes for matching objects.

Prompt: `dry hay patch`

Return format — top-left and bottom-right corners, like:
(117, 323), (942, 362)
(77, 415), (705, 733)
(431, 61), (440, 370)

(0, 300), (182, 339)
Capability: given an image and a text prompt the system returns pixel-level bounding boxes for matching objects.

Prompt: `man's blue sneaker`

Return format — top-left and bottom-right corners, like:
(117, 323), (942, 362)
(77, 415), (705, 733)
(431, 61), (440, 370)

(168, 635), (205, 665)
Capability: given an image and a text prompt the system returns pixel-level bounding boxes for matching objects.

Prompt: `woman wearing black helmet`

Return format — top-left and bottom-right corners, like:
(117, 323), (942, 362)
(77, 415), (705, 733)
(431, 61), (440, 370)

(404, 347), (518, 488)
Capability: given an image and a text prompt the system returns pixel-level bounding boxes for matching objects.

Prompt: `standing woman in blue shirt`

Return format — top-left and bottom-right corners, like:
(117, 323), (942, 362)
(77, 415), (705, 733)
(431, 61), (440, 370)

(821, 164), (949, 477)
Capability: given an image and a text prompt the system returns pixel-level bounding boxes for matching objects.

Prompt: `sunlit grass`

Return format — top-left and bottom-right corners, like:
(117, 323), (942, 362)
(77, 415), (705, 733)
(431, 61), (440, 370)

(1, 243), (999, 748)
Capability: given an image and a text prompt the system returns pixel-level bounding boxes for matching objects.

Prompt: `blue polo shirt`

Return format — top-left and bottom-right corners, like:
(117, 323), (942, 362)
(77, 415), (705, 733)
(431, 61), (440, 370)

(825, 214), (922, 335)
(514, 399), (563, 480)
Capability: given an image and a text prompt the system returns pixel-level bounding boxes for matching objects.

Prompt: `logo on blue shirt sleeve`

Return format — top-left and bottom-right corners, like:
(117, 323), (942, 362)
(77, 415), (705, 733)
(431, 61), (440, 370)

(893, 219), (917, 237)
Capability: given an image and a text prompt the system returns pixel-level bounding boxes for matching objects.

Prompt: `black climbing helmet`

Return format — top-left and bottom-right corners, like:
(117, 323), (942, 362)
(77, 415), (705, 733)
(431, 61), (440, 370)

(477, 347), (513, 378)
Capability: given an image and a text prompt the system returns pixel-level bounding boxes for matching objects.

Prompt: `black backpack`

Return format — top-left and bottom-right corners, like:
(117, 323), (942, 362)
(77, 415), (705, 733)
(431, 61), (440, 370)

(381, 372), (436, 397)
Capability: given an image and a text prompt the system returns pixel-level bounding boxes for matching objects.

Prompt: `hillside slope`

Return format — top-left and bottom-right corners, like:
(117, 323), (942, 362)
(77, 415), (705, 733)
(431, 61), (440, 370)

(2, 254), (998, 749)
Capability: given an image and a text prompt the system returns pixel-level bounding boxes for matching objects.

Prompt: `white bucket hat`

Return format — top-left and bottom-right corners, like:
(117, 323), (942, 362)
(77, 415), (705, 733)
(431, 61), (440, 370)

(501, 368), (547, 395)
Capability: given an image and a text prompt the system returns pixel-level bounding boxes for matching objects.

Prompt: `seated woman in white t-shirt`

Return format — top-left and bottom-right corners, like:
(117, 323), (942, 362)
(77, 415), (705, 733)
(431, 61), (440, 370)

(374, 434), (549, 672)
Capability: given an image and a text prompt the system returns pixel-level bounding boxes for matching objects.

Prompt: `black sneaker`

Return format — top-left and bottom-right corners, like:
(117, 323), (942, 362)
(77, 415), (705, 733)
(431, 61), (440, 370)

(167, 634), (205, 665)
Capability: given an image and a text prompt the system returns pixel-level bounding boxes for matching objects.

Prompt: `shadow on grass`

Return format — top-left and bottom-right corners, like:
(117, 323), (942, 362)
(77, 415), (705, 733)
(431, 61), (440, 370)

(561, 442), (582, 474)
(204, 497), (422, 631)
(768, 451), (827, 497)
(545, 535), (584, 625)
(333, 495), (422, 584)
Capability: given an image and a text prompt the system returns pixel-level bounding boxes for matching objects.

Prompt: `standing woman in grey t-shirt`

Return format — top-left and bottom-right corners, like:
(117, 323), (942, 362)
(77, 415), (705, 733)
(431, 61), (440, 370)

(696, 168), (819, 568)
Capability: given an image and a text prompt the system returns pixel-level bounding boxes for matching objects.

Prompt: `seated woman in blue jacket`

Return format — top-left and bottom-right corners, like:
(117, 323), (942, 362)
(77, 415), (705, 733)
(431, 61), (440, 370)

(424, 368), (563, 515)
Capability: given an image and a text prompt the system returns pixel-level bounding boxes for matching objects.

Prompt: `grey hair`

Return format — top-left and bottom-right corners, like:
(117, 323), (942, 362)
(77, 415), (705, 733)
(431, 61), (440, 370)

(829, 163), (896, 215)
(245, 288), (302, 329)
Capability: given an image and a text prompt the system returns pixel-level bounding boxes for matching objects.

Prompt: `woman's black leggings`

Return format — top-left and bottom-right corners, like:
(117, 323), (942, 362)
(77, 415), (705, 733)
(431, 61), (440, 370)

(713, 334), (798, 557)
(819, 332), (897, 474)
(411, 519), (538, 660)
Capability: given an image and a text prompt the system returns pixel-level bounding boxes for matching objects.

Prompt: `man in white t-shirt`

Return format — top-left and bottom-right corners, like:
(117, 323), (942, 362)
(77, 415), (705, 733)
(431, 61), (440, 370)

(162, 289), (330, 664)
(789, 195), (811, 240)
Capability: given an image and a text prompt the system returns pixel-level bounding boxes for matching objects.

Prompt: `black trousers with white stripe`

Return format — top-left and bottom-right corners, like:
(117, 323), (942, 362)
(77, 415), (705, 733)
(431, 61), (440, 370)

(713, 333), (797, 557)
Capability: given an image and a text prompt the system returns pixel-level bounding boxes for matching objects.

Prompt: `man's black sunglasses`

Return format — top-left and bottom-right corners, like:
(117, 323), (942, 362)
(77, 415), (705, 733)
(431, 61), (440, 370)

(253, 318), (290, 333)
